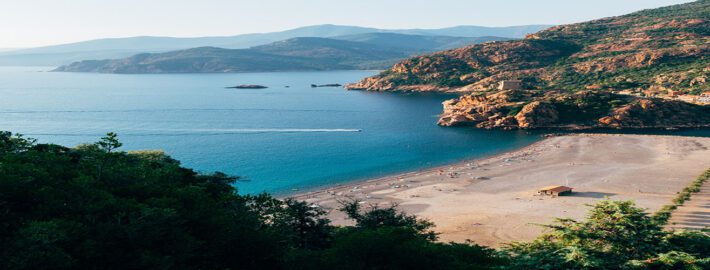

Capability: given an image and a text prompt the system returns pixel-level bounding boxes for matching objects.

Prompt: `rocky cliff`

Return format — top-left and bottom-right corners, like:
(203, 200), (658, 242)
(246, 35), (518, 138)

(347, 1), (709, 93)
(438, 90), (710, 129)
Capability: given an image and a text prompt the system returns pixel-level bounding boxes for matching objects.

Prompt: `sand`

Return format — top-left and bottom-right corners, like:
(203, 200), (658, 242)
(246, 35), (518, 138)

(293, 134), (710, 247)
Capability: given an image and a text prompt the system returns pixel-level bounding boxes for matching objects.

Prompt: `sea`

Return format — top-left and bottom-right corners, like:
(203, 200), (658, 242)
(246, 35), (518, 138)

(1, 66), (708, 194)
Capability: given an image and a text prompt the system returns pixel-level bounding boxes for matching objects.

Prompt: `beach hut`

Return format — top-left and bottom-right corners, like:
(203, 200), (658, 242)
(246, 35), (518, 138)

(537, 186), (573, 196)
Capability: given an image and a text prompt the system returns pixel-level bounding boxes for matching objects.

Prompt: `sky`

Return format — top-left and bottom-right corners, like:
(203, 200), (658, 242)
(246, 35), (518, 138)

(0, 0), (695, 48)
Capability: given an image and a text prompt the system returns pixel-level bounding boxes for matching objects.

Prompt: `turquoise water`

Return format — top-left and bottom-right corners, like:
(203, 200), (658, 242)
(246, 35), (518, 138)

(2, 67), (705, 194)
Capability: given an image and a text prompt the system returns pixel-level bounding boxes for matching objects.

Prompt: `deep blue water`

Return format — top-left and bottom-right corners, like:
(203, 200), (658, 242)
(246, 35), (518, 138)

(2, 67), (707, 194)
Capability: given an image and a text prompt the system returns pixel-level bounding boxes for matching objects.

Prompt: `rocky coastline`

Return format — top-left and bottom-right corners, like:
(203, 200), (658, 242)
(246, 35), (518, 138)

(436, 90), (710, 129)
(345, 1), (709, 130)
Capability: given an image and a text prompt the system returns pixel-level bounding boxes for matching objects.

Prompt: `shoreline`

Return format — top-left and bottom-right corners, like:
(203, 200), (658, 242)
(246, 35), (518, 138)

(290, 132), (700, 200)
(292, 133), (710, 247)
(284, 129), (710, 197)
(288, 135), (552, 199)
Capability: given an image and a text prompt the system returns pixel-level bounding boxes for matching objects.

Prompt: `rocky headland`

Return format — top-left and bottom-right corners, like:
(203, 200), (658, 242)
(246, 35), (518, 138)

(346, 1), (709, 130)
(437, 89), (710, 129)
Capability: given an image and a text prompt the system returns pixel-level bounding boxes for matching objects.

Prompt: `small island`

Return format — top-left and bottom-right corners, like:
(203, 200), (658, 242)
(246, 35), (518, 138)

(311, 84), (342, 88)
(226, 85), (268, 89)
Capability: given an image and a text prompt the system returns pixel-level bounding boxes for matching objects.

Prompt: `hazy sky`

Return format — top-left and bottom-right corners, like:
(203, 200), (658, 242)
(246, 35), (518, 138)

(0, 0), (694, 48)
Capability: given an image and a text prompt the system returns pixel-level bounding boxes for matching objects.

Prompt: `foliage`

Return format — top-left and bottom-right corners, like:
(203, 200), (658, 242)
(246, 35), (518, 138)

(505, 200), (710, 269)
(338, 199), (438, 240)
(627, 251), (710, 270)
(0, 132), (286, 270)
(2, 132), (708, 269)
(0, 132), (500, 270)
(287, 200), (503, 270)
(288, 227), (503, 270)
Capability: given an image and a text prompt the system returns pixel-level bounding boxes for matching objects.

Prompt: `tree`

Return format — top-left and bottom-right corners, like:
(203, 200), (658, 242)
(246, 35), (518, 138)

(505, 200), (710, 269)
(0, 132), (285, 270)
(93, 132), (123, 181)
(96, 132), (122, 153)
(244, 194), (333, 249)
(0, 131), (36, 154)
(338, 199), (437, 241)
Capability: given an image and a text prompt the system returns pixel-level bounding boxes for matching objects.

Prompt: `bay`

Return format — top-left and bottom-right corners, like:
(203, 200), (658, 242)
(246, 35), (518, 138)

(10, 67), (701, 194)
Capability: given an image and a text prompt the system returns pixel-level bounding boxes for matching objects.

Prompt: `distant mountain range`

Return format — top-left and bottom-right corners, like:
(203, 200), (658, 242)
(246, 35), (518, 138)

(0, 24), (550, 66)
(54, 34), (511, 73)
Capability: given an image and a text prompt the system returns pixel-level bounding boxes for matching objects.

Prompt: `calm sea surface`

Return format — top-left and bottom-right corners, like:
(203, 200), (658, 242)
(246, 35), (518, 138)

(1, 67), (707, 194)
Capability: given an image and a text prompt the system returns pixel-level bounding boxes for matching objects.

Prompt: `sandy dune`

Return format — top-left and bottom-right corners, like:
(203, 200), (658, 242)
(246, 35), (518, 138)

(294, 134), (710, 247)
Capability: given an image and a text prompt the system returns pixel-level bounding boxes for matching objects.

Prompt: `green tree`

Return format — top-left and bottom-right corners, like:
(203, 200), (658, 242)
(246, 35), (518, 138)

(288, 201), (502, 270)
(505, 200), (710, 269)
(339, 199), (437, 241)
(97, 132), (122, 153)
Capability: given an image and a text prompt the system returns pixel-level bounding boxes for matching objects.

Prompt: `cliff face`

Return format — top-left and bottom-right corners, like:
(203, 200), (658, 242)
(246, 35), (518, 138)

(437, 90), (710, 129)
(347, 1), (709, 93)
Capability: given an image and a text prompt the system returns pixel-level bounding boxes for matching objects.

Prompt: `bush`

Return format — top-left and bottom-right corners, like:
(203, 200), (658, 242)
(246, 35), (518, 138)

(505, 200), (710, 269)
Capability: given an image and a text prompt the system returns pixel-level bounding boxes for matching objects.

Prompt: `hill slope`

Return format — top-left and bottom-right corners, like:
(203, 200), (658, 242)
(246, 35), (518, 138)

(53, 35), (510, 73)
(0, 24), (549, 66)
(348, 0), (709, 93)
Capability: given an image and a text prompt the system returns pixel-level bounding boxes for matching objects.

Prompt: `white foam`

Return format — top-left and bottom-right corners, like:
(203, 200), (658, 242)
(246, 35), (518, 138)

(23, 128), (362, 137)
(164, 128), (362, 133)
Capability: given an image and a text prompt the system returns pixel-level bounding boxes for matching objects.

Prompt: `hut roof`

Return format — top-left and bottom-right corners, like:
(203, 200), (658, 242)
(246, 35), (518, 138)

(538, 186), (573, 193)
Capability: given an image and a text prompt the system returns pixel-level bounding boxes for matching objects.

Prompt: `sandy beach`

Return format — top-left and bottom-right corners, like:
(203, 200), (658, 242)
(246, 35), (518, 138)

(294, 134), (710, 247)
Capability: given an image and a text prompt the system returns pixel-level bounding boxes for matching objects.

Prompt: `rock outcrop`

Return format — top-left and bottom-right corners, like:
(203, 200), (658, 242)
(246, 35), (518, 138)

(437, 90), (710, 129)
(515, 101), (559, 128)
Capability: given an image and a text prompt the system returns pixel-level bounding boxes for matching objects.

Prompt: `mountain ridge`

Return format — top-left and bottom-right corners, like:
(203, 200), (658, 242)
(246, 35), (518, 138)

(0, 24), (549, 66)
(53, 35), (511, 73)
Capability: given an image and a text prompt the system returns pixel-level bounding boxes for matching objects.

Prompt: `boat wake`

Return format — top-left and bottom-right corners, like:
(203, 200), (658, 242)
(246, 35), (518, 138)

(158, 128), (362, 133)
(24, 128), (362, 136)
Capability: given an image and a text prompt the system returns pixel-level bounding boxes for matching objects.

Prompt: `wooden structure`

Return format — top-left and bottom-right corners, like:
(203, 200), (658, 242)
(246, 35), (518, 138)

(537, 186), (573, 196)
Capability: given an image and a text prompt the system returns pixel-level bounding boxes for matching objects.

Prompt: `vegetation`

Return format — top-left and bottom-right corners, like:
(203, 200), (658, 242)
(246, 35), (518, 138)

(0, 132), (498, 270)
(505, 200), (709, 269)
(1, 132), (708, 269)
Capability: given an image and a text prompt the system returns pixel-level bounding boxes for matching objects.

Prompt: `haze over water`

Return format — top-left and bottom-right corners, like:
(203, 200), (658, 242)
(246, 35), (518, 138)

(0, 67), (552, 193)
